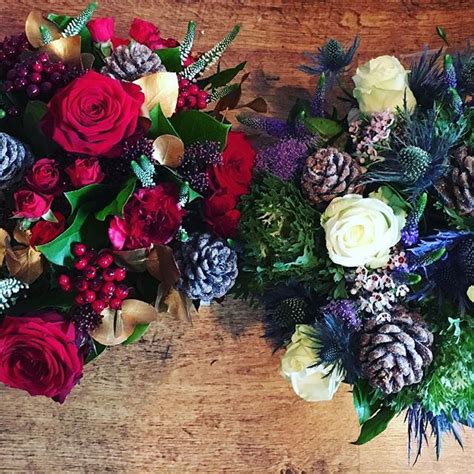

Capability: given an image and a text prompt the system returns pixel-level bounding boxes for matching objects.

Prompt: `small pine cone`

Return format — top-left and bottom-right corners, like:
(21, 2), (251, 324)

(301, 147), (364, 206)
(0, 132), (33, 190)
(359, 307), (433, 395)
(273, 297), (310, 328)
(176, 233), (238, 303)
(101, 43), (166, 82)
(436, 147), (473, 216)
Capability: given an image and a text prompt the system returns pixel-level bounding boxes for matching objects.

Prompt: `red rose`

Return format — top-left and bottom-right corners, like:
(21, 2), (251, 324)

(204, 188), (241, 238)
(30, 212), (66, 247)
(111, 37), (130, 48)
(87, 17), (115, 43)
(14, 190), (53, 219)
(42, 70), (144, 156)
(65, 158), (105, 188)
(0, 311), (83, 403)
(109, 184), (185, 250)
(129, 18), (179, 50)
(209, 131), (256, 197)
(26, 158), (61, 194)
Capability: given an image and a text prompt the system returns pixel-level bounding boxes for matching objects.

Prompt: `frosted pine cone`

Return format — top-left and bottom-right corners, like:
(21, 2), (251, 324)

(301, 147), (364, 207)
(0, 132), (33, 190)
(359, 307), (433, 395)
(176, 233), (238, 303)
(102, 42), (165, 81)
(436, 147), (473, 216)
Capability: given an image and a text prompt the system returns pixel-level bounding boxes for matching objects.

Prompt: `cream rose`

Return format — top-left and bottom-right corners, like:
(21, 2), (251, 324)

(352, 55), (416, 114)
(321, 194), (404, 268)
(281, 325), (343, 402)
(467, 285), (474, 303)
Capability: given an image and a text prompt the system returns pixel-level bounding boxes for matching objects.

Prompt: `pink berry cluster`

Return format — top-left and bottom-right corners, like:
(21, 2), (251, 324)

(1, 52), (78, 101)
(58, 243), (129, 314)
(176, 78), (209, 112)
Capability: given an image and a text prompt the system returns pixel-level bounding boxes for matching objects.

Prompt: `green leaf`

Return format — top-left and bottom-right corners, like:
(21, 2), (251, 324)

(95, 177), (136, 221)
(47, 13), (92, 53)
(405, 273), (422, 285)
(8, 289), (74, 315)
(171, 110), (231, 150)
(199, 61), (246, 89)
(436, 26), (449, 46)
(37, 205), (91, 266)
(304, 117), (343, 138)
(22, 100), (55, 156)
(85, 340), (107, 364)
(148, 103), (179, 139)
(65, 184), (109, 215)
(353, 407), (397, 445)
(46, 13), (71, 29)
(352, 379), (383, 426)
(123, 323), (150, 345)
(155, 47), (182, 72)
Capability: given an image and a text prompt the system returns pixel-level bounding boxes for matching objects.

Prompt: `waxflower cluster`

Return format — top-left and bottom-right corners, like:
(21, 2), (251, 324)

(0, 3), (255, 402)
(237, 32), (473, 462)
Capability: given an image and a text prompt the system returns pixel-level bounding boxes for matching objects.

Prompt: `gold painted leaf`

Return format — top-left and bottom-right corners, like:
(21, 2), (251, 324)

(41, 36), (82, 67)
(160, 287), (192, 322)
(0, 228), (10, 267)
(152, 134), (185, 168)
(91, 299), (159, 346)
(112, 248), (150, 272)
(146, 245), (180, 288)
(25, 10), (61, 48)
(13, 225), (31, 246)
(134, 72), (179, 116)
(5, 246), (43, 284)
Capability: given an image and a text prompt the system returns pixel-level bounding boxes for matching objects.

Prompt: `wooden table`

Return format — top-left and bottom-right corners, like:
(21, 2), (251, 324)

(0, 1), (472, 472)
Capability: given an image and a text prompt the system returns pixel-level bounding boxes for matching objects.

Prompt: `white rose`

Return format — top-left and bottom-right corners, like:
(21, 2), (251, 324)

(321, 194), (404, 268)
(352, 55), (416, 114)
(281, 325), (343, 402)
(467, 285), (474, 303)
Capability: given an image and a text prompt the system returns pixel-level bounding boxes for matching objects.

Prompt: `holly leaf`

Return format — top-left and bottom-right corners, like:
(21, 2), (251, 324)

(65, 184), (109, 215)
(352, 379), (383, 426)
(352, 407), (397, 445)
(170, 110), (231, 150)
(95, 177), (136, 221)
(23, 100), (56, 156)
(155, 47), (182, 72)
(148, 103), (179, 139)
(199, 61), (246, 89)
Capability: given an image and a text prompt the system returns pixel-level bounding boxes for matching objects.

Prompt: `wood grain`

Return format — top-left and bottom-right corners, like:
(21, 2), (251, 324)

(0, 1), (473, 472)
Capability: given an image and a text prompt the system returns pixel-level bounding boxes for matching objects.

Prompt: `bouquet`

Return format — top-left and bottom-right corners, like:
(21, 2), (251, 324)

(237, 31), (473, 460)
(0, 2), (256, 402)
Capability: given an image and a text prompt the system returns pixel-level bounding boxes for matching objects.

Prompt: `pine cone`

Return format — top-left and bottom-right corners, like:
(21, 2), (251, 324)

(359, 307), (433, 395)
(0, 133), (33, 190)
(436, 147), (473, 216)
(101, 43), (166, 82)
(301, 147), (364, 206)
(176, 233), (238, 303)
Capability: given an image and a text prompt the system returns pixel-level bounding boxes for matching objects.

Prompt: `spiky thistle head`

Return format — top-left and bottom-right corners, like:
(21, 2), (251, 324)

(398, 146), (433, 183)
(300, 36), (360, 78)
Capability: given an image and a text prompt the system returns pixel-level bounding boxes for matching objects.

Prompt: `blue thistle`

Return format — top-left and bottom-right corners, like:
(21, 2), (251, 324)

(401, 193), (428, 247)
(300, 36), (360, 78)
(238, 114), (291, 138)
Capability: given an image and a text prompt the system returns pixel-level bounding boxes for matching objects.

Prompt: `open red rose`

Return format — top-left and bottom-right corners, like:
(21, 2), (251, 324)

(0, 311), (83, 403)
(42, 70), (144, 156)
(109, 184), (186, 250)
(204, 188), (241, 238)
(13, 190), (53, 219)
(129, 18), (179, 50)
(26, 158), (61, 195)
(66, 158), (105, 188)
(30, 212), (66, 247)
(209, 131), (256, 197)
(87, 17), (115, 43)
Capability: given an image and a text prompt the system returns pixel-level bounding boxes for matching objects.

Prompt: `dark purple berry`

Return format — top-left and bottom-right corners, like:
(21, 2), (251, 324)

(26, 84), (40, 98)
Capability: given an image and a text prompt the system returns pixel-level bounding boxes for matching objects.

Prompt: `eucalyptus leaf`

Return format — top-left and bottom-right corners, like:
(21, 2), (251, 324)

(155, 47), (182, 72)
(353, 407), (397, 445)
(95, 178), (136, 221)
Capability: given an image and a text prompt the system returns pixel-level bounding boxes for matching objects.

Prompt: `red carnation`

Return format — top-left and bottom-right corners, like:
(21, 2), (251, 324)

(42, 70), (144, 156)
(108, 184), (186, 250)
(65, 158), (105, 189)
(30, 212), (66, 247)
(129, 18), (179, 50)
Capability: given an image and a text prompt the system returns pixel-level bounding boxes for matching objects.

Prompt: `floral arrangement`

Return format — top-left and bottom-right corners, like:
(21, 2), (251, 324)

(0, 3), (257, 402)
(237, 31), (473, 460)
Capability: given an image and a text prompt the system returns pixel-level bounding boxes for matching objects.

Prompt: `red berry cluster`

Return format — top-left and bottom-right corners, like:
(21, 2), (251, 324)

(58, 243), (129, 314)
(0, 34), (31, 79)
(1, 52), (79, 101)
(176, 78), (208, 112)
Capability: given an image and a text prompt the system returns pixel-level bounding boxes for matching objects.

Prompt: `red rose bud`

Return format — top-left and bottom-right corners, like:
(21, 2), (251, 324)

(87, 17), (115, 43)
(29, 212), (65, 247)
(0, 312), (83, 402)
(25, 158), (61, 194)
(41, 70), (144, 156)
(129, 18), (178, 50)
(65, 158), (105, 189)
(204, 188), (240, 238)
(13, 189), (53, 219)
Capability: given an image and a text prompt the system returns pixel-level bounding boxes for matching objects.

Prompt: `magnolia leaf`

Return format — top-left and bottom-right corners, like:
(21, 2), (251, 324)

(146, 245), (180, 288)
(112, 247), (149, 272)
(152, 134), (185, 168)
(91, 299), (159, 346)
(25, 10), (61, 48)
(41, 36), (82, 66)
(161, 287), (192, 322)
(5, 246), (43, 284)
(0, 228), (10, 266)
(13, 225), (31, 246)
(134, 72), (179, 116)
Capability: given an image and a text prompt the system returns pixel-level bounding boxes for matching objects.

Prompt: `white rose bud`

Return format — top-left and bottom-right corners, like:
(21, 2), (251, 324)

(352, 55), (416, 114)
(281, 325), (343, 402)
(321, 194), (405, 268)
